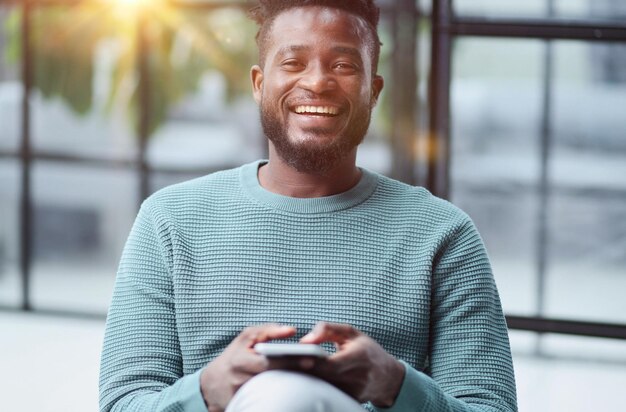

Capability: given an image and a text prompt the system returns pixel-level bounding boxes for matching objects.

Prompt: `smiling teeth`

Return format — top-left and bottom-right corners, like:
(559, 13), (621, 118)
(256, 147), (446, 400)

(294, 106), (339, 115)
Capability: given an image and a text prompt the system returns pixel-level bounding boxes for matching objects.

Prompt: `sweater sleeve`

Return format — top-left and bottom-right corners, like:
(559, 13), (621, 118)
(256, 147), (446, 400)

(374, 216), (518, 412)
(99, 200), (207, 412)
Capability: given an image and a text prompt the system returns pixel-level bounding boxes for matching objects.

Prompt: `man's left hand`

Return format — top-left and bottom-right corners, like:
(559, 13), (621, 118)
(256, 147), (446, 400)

(299, 322), (405, 407)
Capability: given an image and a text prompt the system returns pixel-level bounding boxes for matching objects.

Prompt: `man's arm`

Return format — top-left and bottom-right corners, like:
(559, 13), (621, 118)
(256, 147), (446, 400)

(300, 217), (517, 412)
(378, 216), (517, 412)
(99, 200), (299, 412)
(99, 201), (207, 412)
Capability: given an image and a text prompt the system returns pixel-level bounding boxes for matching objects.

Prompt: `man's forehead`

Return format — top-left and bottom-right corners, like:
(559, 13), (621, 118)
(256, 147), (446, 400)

(269, 5), (370, 37)
(266, 6), (371, 50)
(274, 5), (356, 21)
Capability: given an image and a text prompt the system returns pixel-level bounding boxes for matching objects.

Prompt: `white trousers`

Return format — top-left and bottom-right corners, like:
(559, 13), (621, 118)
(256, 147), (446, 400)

(225, 371), (365, 412)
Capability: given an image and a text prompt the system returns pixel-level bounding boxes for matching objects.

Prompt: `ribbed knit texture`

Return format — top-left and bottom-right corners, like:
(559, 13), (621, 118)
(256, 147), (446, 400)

(99, 160), (517, 412)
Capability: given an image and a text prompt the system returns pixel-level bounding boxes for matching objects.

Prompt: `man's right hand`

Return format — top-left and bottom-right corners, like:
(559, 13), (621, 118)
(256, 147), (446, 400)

(199, 324), (296, 412)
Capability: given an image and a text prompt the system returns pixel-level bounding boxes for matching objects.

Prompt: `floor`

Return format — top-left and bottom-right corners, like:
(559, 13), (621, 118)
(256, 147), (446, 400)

(2, 311), (626, 412)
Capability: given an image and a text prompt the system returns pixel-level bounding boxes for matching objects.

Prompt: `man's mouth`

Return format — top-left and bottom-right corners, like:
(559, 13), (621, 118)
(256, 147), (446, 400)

(293, 106), (340, 116)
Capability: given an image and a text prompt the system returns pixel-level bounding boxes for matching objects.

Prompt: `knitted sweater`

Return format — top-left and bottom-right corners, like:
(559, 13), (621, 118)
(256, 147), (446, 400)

(99, 160), (517, 412)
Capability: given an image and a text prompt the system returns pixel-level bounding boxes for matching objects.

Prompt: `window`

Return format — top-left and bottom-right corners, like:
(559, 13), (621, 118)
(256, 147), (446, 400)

(1, 0), (625, 343)
(433, 0), (626, 341)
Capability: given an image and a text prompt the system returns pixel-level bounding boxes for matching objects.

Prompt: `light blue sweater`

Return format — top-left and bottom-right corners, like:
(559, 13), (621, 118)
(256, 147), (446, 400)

(99, 160), (517, 411)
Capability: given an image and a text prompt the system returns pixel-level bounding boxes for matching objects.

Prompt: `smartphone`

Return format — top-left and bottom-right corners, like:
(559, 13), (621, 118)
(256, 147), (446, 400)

(253, 343), (329, 358)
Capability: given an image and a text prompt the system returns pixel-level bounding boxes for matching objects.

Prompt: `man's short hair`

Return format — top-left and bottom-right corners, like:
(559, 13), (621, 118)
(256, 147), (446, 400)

(248, 0), (382, 72)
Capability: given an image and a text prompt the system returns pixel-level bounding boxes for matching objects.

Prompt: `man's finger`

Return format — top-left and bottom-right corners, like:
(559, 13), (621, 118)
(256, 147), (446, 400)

(300, 322), (359, 344)
(239, 324), (297, 346)
(255, 325), (297, 343)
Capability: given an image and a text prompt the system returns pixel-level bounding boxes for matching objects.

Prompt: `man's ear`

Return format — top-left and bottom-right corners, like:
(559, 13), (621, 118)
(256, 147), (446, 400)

(251, 65), (264, 104)
(371, 74), (384, 107)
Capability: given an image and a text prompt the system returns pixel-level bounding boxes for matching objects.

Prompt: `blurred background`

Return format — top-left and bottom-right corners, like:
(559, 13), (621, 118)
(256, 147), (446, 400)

(1, 0), (625, 410)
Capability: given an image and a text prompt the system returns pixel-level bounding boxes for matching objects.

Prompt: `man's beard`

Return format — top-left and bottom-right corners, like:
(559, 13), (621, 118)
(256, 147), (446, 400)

(260, 103), (372, 174)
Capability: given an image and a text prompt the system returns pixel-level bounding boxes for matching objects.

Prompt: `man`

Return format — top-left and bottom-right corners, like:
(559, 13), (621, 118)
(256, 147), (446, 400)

(99, 1), (518, 411)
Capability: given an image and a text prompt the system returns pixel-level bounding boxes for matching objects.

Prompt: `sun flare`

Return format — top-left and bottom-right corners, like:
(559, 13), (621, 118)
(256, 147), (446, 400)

(110, 0), (155, 16)
(114, 0), (150, 6)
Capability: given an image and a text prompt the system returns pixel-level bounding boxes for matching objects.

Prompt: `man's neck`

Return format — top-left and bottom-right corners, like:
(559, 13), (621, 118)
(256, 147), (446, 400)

(258, 148), (362, 198)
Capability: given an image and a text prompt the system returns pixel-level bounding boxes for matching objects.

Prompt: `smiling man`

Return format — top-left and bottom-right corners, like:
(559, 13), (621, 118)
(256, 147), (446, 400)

(99, 1), (518, 412)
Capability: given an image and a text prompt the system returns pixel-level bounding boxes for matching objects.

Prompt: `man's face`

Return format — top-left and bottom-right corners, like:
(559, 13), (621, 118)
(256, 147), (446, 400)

(251, 6), (384, 173)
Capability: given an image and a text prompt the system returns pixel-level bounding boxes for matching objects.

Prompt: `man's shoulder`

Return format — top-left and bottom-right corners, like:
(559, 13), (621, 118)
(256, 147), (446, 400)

(143, 163), (246, 211)
(373, 172), (463, 211)
(369, 171), (471, 226)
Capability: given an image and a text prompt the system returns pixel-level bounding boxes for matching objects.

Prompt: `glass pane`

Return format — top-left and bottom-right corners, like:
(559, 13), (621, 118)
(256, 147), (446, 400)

(0, 5), (21, 152)
(30, 5), (136, 160)
(359, 16), (392, 176)
(145, 6), (262, 171)
(545, 41), (626, 323)
(30, 162), (138, 313)
(454, 0), (626, 20)
(450, 37), (626, 324)
(0, 160), (21, 307)
(450, 38), (545, 316)
(150, 171), (206, 194)
(146, 71), (265, 171)
(454, 0), (550, 18)
(556, 0), (626, 20)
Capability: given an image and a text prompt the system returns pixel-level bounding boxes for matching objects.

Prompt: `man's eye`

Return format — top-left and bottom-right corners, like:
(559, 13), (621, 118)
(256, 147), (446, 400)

(333, 63), (358, 73)
(281, 60), (304, 70)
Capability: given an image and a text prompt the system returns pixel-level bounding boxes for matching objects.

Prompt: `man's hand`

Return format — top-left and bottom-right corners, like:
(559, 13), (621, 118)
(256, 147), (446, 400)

(300, 322), (405, 407)
(200, 324), (296, 412)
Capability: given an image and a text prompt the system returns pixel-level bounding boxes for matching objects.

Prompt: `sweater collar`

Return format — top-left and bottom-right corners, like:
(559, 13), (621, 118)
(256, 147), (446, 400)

(240, 160), (378, 214)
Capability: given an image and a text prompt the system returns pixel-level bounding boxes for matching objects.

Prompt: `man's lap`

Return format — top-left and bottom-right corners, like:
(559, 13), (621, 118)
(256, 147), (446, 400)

(225, 370), (365, 412)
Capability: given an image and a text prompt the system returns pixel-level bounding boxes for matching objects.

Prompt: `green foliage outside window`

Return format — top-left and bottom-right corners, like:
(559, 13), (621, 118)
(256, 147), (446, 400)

(3, 1), (258, 137)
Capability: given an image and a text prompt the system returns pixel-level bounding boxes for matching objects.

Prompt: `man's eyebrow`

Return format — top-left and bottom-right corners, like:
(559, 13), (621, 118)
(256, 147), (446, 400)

(332, 46), (362, 59)
(276, 45), (310, 57)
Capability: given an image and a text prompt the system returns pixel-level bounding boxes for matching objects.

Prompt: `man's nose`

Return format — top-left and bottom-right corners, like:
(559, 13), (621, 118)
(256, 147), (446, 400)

(298, 64), (336, 94)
